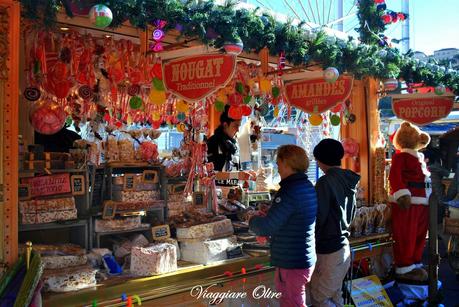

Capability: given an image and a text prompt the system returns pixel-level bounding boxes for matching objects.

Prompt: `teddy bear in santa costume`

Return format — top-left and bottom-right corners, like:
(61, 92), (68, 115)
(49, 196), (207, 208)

(389, 121), (432, 282)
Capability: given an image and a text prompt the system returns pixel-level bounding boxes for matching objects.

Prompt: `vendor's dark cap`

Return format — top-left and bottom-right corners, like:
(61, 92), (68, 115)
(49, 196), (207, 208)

(313, 138), (344, 166)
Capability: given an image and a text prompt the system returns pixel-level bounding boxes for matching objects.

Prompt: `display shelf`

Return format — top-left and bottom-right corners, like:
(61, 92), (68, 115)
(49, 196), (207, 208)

(94, 225), (151, 248)
(18, 219), (90, 250)
(19, 219), (87, 231)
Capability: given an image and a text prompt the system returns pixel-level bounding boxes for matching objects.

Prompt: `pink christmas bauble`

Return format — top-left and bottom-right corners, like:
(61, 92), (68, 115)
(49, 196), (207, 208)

(29, 100), (66, 135)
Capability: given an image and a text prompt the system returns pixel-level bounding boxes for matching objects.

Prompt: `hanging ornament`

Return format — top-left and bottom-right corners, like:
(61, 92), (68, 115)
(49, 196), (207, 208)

(383, 78), (399, 92)
(243, 96), (252, 104)
(89, 4), (113, 29)
(24, 87), (41, 101)
(309, 114), (323, 126)
(257, 103), (269, 116)
(129, 96), (143, 110)
(277, 51), (286, 76)
(397, 13), (406, 21)
(78, 85), (93, 100)
(374, 0), (385, 3)
(149, 20), (167, 52)
(330, 114), (341, 126)
(381, 14), (392, 24)
(376, 3), (387, 11)
(273, 106), (279, 117)
(152, 78), (165, 91)
(127, 84), (141, 96)
(223, 40), (243, 56)
(29, 100), (66, 135)
(348, 113), (356, 123)
(272, 86), (281, 98)
(323, 67), (339, 83)
(331, 103), (343, 113)
(390, 11), (398, 23)
(434, 84), (446, 96)
(176, 100), (189, 113)
(259, 78), (272, 94)
(149, 89), (167, 105)
(177, 112), (186, 122)
(177, 122), (186, 132)
(241, 105), (252, 116)
(228, 105), (243, 120)
(152, 112), (161, 121)
(214, 100), (226, 112)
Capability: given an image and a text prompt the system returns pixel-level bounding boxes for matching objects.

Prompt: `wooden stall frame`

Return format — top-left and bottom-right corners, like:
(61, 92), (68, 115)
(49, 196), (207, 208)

(0, 0), (20, 266)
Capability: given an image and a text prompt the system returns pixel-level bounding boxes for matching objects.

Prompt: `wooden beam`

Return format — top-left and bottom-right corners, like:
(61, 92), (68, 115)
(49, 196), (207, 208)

(0, 0), (20, 265)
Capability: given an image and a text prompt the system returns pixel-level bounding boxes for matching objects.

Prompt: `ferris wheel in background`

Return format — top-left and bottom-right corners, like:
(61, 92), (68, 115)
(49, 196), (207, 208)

(249, 0), (409, 51)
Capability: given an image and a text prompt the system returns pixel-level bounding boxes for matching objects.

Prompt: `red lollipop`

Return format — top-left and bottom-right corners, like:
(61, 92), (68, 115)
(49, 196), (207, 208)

(228, 105), (243, 120)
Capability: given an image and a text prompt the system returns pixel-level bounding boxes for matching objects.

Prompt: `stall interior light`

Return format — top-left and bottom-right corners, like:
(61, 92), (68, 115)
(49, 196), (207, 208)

(105, 35), (111, 38)
(60, 27), (70, 31)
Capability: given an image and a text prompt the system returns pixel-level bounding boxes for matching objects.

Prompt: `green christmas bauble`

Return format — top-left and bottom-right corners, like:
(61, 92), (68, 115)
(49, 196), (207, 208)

(272, 86), (280, 98)
(214, 100), (225, 112)
(177, 112), (186, 122)
(129, 96), (143, 109)
(89, 4), (113, 29)
(330, 114), (341, 126)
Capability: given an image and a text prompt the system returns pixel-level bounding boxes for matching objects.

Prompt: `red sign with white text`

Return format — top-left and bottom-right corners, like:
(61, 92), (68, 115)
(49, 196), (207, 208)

(284, 76), (354, 114)
(392, 96), (454, 125)
(21, 173), (71, 198)
(163, 54), (236, 102)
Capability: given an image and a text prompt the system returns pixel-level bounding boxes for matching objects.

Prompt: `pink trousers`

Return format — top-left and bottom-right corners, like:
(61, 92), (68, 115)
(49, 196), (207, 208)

(275, 266), (315, 307)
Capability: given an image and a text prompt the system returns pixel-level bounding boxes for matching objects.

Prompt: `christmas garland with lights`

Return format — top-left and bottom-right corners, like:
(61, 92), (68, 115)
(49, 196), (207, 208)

(19, 0), (459, 94)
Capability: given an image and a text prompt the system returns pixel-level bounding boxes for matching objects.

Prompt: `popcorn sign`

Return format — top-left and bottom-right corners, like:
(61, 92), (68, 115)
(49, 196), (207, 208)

(163, 54), (236, 102)
(391, 93), (454, 125)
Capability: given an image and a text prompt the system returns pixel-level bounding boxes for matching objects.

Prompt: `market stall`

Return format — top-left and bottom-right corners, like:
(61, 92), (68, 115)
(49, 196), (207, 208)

(1, 1), (458, 306)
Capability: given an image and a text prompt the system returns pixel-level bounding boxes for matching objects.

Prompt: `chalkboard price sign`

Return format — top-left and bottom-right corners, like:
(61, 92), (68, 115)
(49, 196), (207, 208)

(192, 191), (206, 207)
(152, 225), (171, 241)
(142, 170), (159, 183)
(71, 175), (85, 195)
(123, 174), (136, 191)
(102, 201), (117, 219)
(18, 184), (31, 200)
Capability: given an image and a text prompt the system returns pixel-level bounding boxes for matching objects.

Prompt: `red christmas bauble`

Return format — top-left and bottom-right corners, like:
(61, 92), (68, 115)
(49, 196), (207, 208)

(381, 14), (392, 24)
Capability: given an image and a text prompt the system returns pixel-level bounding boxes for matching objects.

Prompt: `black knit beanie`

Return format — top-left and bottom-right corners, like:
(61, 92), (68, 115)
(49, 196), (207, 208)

(313, 138), (344, 166)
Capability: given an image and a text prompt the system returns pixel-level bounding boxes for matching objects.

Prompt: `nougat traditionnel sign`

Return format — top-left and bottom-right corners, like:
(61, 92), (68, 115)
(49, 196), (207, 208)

(163, 54), (236, 102)
(284, 76), (354, 114)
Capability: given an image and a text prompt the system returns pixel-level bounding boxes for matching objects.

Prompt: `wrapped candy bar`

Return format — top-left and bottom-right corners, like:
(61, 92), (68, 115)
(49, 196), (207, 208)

(43, 265), (97, 292)
(176, 218), (234, 240)
(106, 136), (119, 162)
(113, 190), (160, 202)
(21, 209), (77, 224)
(130, 243), (177, 276)
(119, 137), (135, 162)
(180, 236), (238, 265)
(42, 255), (87, 270)
(95, 217), (142, 233)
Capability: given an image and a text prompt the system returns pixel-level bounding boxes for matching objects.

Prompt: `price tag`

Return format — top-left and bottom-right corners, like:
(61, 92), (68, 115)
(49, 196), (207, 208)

(71, 175), (85, 195)
(152, 225), (171, 241)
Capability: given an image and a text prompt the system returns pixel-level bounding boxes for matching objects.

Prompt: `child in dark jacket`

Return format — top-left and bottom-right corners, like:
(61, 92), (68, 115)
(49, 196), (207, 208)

(249, 145), (317, 307)
(310, 139), (360, 307)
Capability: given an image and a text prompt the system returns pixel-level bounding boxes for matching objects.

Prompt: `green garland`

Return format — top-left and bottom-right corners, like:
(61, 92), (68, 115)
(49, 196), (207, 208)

(19, 0), (459, 95)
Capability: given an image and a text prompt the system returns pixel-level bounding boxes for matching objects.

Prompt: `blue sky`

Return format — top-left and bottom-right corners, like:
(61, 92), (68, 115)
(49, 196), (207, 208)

(247, 0), (459, 55)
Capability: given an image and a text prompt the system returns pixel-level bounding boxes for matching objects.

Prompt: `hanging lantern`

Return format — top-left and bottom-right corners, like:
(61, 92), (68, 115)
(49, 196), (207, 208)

(223, 40), (244, 56)
(434, 85), (446, 95)
(323, 67), (339, 83)
(89, 4), (113, 29)
(309, 114), (322, 126)
(29, 100), (66, 135)
(383, 78), (399, 91)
